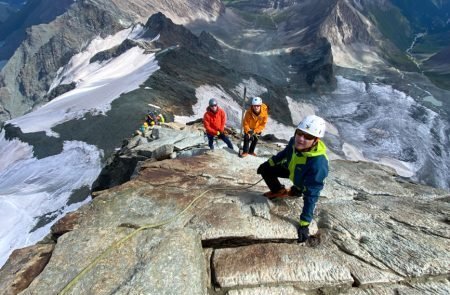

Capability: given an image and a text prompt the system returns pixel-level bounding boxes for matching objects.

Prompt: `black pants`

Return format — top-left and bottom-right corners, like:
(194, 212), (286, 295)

(243, 134), (258, 154)
(258, 163), (290, 192)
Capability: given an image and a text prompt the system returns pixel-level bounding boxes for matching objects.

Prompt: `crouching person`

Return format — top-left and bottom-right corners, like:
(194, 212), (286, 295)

(241, 96), (268, 157)
(203, 98), (234, 150)
(257, 115), (328, 243)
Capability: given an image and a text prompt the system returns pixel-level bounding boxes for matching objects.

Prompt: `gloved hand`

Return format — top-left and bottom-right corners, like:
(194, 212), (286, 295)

(248, 129), (254, 135)
(297, 226), (309, 243)
(217, 131), (221, 136)
(257, 161), (270, 174)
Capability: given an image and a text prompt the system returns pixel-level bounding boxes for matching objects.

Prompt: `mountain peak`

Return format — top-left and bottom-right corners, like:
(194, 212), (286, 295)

(142, 12), (220, 55)
(144, 11), (174, 39)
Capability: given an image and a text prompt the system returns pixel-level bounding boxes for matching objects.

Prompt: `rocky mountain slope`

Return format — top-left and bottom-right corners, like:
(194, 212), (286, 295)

(0, 0), (224, 123)
(0, 0), (449, 282)
(1, 124), (448, 294)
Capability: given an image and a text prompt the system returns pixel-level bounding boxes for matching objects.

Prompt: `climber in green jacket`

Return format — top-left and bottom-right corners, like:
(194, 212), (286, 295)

(257, 115), (329, 243)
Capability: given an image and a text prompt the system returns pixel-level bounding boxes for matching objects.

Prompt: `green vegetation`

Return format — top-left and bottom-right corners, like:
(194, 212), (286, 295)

(384, 50), (418, 72)
(222, 0), (244, 4)
(222, 0), (254, 9)
(367, 5), (412, 51)
(391, 0), (450, 34)
(425, 72), (450, 90)
(413, 31), (450, 54)
(233, 10), (277, 30)
(271, 9), (291, 24)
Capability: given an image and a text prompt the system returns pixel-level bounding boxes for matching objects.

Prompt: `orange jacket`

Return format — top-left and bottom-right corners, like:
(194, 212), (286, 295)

(243, 103), (268, 134)
(203, 106), (227, 136)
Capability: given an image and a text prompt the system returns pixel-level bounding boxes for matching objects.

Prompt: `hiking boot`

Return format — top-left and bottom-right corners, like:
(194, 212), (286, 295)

(288, 186), (302, 197)
(240, 152), (249, 158)
(263, 188), (289, 199)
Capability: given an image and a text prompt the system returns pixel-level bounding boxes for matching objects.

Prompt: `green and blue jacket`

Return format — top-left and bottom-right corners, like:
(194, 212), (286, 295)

(269, 137), (328, 224)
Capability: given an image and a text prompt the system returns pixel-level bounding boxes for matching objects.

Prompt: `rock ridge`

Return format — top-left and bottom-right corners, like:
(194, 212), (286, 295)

(0, 124), (448, 294)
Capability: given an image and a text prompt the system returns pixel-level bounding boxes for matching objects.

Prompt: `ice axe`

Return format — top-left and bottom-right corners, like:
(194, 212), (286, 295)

(238, 87), (247, 157)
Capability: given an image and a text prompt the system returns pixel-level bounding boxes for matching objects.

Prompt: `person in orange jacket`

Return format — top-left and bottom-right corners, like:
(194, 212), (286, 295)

(241, 96), (268, 157)
(203, 98), (234, 150)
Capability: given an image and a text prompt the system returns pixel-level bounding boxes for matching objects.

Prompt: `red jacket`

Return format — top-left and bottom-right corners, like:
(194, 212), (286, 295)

(203, 106), (227, 136)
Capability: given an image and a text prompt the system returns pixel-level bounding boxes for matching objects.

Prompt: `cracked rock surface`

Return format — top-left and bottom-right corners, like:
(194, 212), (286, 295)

(1, 126), (449, 294)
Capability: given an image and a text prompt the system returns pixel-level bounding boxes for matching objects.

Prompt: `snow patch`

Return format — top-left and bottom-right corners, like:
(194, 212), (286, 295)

(50, 25), (145, 90)
(10, 38), (159, 136)
(286, 96), (339, 136)
(0, 131), (33, 173)
(235, 78), (267, 99)
(0, 137), (102, 267)
(175, 85), (243, 128)
(320, 76), (450, 184)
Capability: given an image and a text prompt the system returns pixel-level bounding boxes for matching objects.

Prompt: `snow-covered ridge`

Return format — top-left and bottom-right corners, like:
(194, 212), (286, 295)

(9, 25), (160, 137)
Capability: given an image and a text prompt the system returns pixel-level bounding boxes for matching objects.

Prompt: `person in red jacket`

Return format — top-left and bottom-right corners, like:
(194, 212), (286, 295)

(203, 98), (234, 150)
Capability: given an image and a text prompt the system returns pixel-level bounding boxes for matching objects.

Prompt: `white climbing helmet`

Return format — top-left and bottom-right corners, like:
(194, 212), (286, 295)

(251, 96), (262, 105)
(297, 115), (326, 138)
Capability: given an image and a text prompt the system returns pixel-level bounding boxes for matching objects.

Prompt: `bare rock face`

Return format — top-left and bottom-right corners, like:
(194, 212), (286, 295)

(3, 127), (449, 294)
(0, 244), (54, 295)
(21, 228), (206, 295)
(213, 243), (353, 289)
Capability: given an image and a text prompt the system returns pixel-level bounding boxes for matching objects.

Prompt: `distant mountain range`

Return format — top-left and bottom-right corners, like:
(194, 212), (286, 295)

(0, 0), (449, 188)
(1, 0), (449, 124)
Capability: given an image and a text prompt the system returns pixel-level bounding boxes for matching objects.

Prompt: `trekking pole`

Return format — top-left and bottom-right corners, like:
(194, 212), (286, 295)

(238, 87), (247, 156)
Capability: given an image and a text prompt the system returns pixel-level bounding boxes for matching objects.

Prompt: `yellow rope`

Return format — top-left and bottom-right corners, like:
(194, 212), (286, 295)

(59, 178), (264, 294)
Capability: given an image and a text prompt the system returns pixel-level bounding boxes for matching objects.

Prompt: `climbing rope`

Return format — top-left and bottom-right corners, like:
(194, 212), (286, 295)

(59, 178), (264, 294)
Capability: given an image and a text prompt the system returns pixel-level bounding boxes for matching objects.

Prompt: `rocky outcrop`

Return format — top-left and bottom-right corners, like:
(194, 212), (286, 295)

(2, 124), (448, 294)
(89, 39), (142, 64)
(0, 244), (54, 295)
(288, 37), (335, 88)
(45, 82), (76, 101)
(0, 0), (74, 60)
(91, 123), (206, 192)
(319, 0), (419, 71)
(143, 12), (223, 57)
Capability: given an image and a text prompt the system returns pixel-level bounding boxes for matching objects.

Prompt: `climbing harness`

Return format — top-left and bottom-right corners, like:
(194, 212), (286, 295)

(59, 178), (264, 294)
